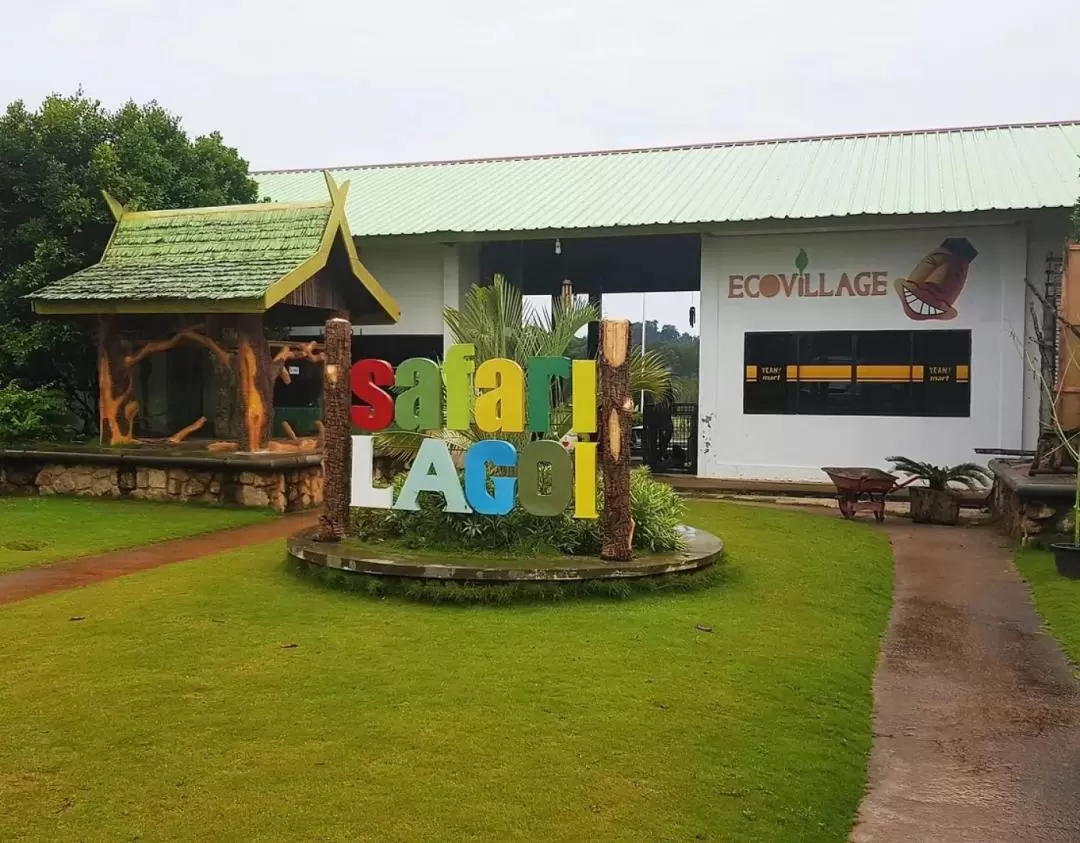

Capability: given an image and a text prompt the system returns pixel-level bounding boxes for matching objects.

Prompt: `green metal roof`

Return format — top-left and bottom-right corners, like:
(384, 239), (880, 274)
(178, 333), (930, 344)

(33, 203), (333, 301)
(256, 122), (1080, 237)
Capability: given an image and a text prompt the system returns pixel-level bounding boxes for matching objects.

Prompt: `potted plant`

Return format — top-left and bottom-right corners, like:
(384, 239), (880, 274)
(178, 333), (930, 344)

(886, 456), (991, 525)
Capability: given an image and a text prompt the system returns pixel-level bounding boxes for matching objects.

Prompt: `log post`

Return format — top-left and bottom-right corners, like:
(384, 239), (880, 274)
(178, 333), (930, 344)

(317, 316), (352, 541)
(599, 318), (635, 561)
(231, 315), (275, 452)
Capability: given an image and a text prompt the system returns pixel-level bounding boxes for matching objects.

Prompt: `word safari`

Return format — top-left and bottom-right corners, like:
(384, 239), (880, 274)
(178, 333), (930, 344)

(348, 344), (599, 519)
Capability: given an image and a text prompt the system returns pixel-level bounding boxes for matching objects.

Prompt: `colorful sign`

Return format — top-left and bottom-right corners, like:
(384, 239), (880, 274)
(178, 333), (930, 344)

(894, 238), (977, 322)
(348, 344), (599, 518)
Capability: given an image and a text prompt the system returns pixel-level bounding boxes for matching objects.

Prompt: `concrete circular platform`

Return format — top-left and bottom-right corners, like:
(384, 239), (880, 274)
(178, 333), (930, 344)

(287, 524), (723, 583)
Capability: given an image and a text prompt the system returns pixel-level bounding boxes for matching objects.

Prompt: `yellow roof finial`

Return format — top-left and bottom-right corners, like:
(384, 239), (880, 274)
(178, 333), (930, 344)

(102, 190), (126, 221)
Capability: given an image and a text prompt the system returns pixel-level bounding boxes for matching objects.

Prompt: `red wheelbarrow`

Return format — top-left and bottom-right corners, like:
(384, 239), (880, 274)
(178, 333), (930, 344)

(821, 467), (915, 523)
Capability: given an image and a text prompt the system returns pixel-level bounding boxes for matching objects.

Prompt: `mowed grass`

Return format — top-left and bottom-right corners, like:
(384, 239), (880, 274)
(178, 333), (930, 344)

(1015, 548), (1080, 666)
(0, 501), (893, 842)
(0, 497), (272, 573)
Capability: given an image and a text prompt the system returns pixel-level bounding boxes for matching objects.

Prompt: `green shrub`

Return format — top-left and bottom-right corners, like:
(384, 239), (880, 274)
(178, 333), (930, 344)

(0, 382), (68, 444)
(349, 466), (685, 556)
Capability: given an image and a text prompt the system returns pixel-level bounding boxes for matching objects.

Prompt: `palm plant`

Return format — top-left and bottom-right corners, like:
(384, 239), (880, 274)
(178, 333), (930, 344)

(885, 456), (991, 491)
(375, 275), (673, 460)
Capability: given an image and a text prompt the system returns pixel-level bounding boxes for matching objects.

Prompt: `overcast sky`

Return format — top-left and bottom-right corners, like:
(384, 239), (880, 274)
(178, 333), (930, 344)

(3, 0), (1077, 333)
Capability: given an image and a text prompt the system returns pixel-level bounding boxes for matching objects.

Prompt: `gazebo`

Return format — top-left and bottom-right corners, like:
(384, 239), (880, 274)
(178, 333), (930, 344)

(6, 173), (398, 512)
(30, 172), (397, 453)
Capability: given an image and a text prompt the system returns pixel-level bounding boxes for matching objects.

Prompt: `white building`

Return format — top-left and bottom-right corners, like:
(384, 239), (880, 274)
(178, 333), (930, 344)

(258, 122), (1080, 483)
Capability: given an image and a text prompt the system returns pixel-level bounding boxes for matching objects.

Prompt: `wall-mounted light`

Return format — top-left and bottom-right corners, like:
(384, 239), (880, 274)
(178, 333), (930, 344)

(689, 305), (696, 328)
(561, 279), (573, 301)
(554, 238), (562, 256)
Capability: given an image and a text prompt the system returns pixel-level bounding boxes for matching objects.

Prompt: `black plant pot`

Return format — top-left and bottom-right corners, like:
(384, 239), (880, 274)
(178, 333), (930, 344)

(1050, 543), (1080, 579)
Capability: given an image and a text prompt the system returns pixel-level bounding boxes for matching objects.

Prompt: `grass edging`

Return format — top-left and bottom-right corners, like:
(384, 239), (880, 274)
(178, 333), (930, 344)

(286, 555), (728, 605)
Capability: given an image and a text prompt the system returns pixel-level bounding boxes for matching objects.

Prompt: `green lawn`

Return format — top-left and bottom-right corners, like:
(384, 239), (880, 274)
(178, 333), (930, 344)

(0, 497), (272, 573)
(1015, 548), (1080, 666)
(0, 501), (893, 842)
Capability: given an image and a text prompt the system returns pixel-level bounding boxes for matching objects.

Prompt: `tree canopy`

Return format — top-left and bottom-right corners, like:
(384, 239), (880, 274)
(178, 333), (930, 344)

(0, 91), (260, 430)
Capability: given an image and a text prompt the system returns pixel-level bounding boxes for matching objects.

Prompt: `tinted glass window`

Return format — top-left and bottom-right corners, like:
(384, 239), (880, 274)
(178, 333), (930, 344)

(743, 329), (971, 418)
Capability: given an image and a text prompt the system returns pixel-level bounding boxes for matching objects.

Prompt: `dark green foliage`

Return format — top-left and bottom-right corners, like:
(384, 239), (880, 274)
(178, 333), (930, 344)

(287, 554), (725, 606)
(350, 466), (686, 555)
(0, 91), (259, 430)
(0, 382), (69, 443)
(886, 455), (992, 491)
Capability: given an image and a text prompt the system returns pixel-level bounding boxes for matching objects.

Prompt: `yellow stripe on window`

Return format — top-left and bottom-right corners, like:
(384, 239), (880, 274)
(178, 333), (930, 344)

(794, 365), (852, 381)
(856, 365), (916, 382)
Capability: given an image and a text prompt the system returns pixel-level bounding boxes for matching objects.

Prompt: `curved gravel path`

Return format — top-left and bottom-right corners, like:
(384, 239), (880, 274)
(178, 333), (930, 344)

(852, 522), (1080, 843)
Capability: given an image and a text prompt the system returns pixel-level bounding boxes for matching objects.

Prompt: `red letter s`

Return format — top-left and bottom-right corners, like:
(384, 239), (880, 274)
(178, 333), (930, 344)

(350, 359), (394, 431)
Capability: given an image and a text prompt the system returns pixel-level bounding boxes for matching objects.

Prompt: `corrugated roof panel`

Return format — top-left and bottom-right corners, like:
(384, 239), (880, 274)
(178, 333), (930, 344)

(255, 122), (1080, 236)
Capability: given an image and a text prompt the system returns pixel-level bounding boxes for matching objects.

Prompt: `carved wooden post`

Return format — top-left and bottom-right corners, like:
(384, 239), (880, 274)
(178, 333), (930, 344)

(97, 314), (137, 445)
(599, 318), (635, 561)
(232, 315), (274, 452)
(317, 316), (352, 541)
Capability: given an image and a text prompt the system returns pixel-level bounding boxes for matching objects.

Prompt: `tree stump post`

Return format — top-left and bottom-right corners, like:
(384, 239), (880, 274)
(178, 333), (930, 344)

(231, 315), (274, 452)
(316, 316), (352, 541)
(599, 318), (635, 561)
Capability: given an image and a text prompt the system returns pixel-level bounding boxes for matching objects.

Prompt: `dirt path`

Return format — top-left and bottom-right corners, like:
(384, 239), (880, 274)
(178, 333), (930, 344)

(0, 511), (318, 606)
(852, 523), (1080, 842)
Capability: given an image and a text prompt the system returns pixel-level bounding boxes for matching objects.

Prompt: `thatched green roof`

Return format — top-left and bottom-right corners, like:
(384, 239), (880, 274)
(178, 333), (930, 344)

(30, 172), (399, 323)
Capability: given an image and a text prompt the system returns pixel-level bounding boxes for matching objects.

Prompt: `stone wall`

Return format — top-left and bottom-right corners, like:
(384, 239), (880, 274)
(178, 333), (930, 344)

(989, 459), (1074, 546)
(0, 454), (323, 514)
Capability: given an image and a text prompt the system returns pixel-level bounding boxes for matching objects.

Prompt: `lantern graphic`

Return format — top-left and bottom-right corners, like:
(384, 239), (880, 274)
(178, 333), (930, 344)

(895, 238), (978, 321)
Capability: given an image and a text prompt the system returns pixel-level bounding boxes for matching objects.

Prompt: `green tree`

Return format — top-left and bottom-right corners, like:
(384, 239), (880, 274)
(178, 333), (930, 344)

(0, 91), (260, 430)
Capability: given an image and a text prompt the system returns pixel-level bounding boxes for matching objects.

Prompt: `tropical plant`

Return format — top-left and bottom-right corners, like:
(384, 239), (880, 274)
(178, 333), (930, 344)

(375, 275), (672, 460)
(885, 456), (991, 492)
(0, 381), (69, 443)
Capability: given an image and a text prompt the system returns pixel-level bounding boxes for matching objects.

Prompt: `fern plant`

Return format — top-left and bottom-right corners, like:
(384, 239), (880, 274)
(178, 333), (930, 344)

(886, 456), (991, 492)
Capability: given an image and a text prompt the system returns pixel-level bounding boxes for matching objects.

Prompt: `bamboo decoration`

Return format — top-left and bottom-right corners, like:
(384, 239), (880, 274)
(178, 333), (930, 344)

(316, 316), (352, 541)
(599, 318), (635, 561)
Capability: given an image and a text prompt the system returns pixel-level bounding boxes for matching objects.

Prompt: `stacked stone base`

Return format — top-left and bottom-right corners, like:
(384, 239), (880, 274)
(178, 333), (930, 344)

(988, 458), (1075, 545)
(0, 449), (323, 514)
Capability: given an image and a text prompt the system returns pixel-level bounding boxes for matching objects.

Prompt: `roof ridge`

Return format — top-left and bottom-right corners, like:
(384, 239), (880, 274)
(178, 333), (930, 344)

(253, 119), (1080, 175)
(123, 200), (331, 218)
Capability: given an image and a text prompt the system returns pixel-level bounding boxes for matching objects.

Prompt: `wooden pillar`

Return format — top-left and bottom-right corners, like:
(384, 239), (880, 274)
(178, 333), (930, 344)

(599, 318), (635, 561)
(96, 314), (137, 445)
(1058, 243), (1080, 429)
(317, 316), (352, 541)
(232, 314), (274, 452)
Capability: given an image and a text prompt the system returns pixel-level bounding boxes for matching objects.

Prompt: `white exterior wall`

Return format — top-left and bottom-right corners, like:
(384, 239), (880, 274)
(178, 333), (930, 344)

(697, 223), (1030, 482)
(355, 241), (446, 336)
(355, 240), (479, 344)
